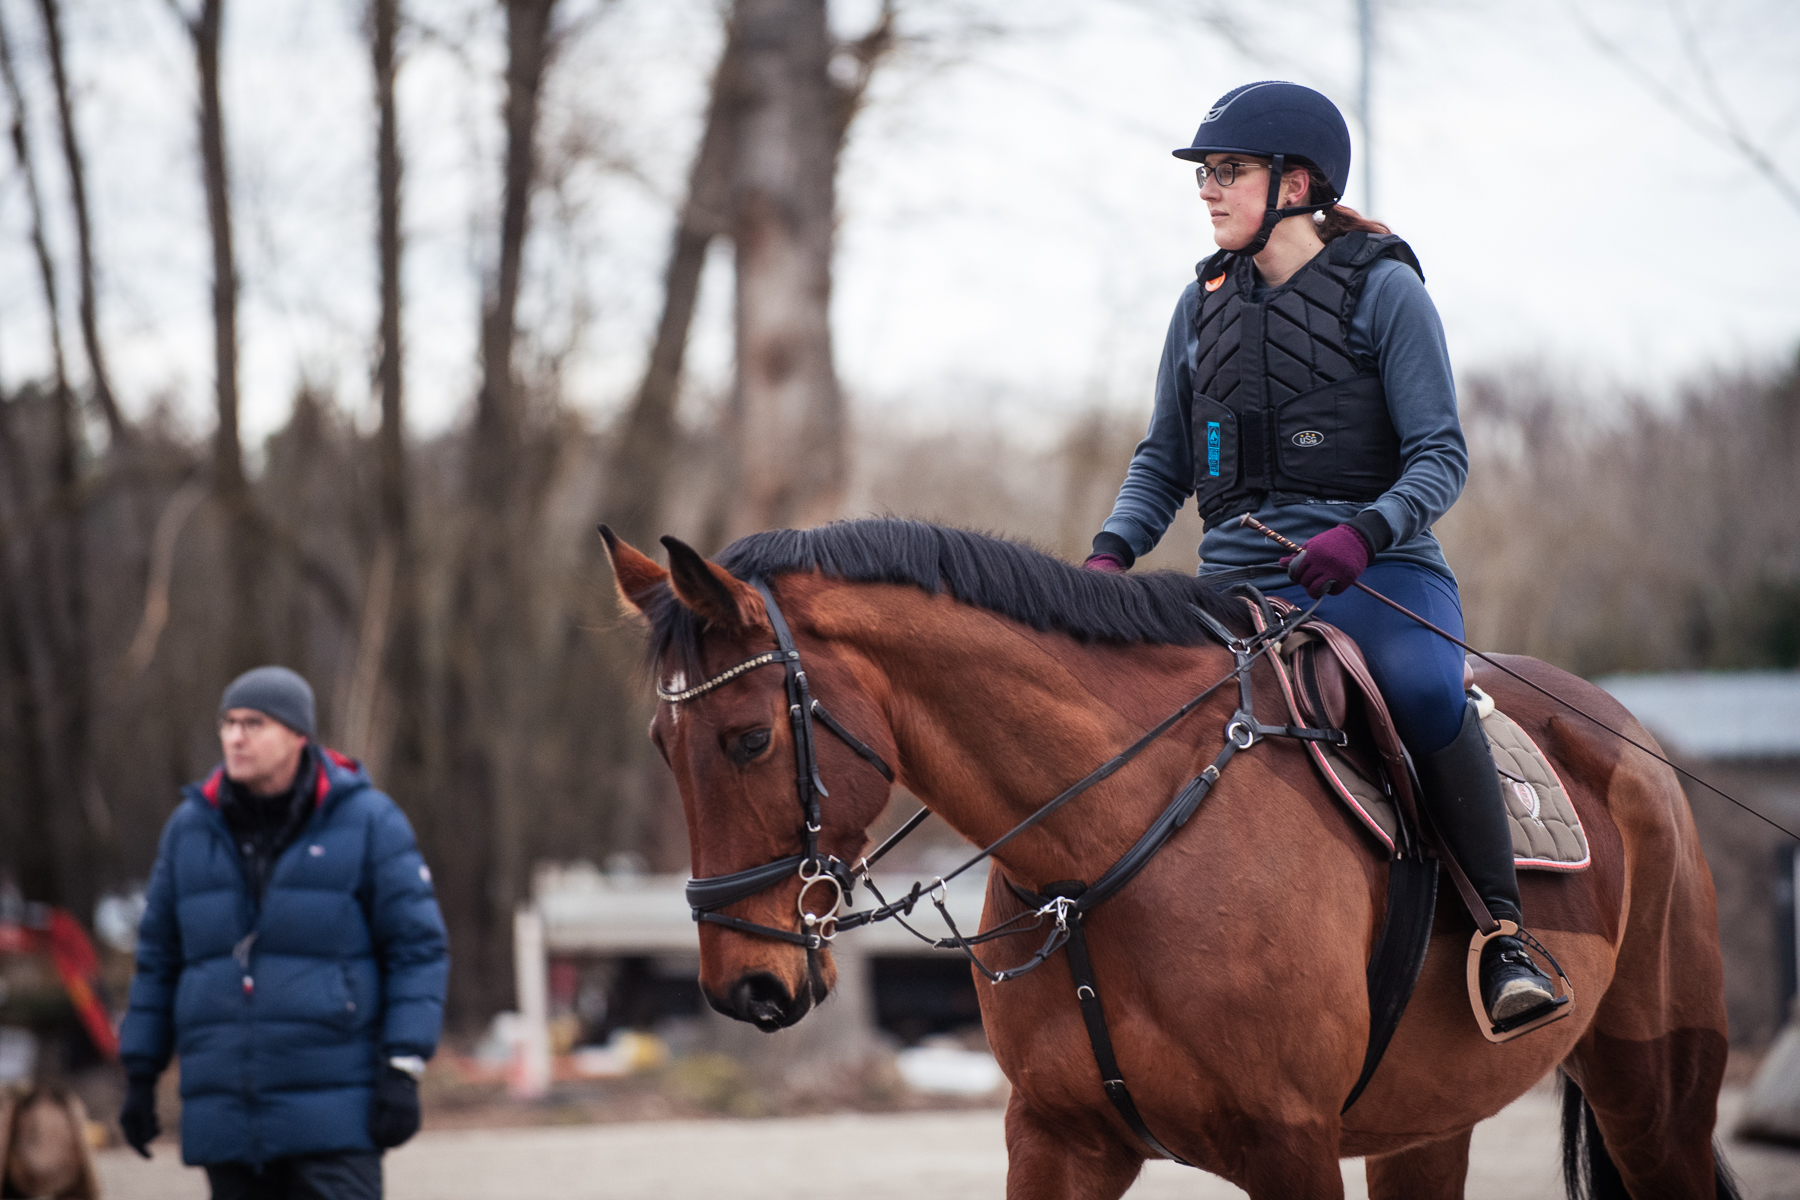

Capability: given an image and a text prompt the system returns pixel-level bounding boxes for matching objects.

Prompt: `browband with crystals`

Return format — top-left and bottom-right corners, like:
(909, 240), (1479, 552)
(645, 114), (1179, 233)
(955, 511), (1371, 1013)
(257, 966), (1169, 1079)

(656, 649), (788, 703)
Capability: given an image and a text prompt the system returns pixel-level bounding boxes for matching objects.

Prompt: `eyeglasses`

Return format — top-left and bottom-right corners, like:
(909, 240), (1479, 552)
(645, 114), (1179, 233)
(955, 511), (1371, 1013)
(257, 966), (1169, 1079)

(1195, 161), (1266, 188)
(219, 714), (271, 736)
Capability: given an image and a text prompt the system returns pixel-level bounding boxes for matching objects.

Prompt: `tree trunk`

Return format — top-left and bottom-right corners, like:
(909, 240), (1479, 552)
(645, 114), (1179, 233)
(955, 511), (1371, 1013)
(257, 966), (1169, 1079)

(36, 0), (124, 445)
(0, 4), (105, 911)
(183, 0), (263, 672)
(599, 20), (738, 552)
(348, 0), (429, 797)
(0, 400), (59, 906)
(474, 0), (556, 500)
(722, 0), (851, 540)
(592, 2), (892, 865)
(440, 0), (558, 1024)
(0, 569), (53, 899)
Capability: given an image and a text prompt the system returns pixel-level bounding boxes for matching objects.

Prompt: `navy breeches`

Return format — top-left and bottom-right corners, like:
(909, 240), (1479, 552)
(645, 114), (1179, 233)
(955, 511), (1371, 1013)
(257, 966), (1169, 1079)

(1267, 561), (1467, 757)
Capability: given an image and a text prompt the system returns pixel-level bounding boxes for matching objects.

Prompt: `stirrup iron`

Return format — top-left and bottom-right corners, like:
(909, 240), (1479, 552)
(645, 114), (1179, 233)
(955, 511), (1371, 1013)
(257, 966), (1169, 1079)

(1464, 920), (1573, 1043)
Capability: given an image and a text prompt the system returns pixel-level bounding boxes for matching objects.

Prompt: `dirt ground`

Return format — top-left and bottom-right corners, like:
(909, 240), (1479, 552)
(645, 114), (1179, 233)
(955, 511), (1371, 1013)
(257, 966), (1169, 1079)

(93, 1083), (1798, 1199)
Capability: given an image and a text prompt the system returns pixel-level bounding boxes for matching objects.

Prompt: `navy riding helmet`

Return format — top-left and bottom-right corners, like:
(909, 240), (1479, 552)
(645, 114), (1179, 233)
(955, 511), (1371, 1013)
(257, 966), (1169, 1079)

(1175, 81), (1352, 256)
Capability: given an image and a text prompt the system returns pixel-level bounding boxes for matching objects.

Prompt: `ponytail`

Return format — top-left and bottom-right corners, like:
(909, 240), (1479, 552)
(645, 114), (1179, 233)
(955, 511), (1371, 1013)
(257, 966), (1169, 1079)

(1302, 165), (1390, 241)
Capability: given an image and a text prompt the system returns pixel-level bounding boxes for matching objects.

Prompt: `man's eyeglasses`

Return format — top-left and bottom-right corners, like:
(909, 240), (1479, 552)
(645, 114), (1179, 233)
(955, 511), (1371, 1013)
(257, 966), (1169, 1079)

(1195, 161), (1266, 188)
(219, 714), (271, 736)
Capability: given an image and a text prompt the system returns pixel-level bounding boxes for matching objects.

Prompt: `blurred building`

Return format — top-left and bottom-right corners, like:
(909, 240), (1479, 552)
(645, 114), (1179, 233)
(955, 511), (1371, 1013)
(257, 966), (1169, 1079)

(1596, 671), (1800, 1047)
(515, 843), (991, 1088)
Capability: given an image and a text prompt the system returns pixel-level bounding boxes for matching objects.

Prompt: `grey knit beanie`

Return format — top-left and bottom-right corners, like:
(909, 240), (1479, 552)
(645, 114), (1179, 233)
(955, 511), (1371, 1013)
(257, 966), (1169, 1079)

(219, 666), (316, 739)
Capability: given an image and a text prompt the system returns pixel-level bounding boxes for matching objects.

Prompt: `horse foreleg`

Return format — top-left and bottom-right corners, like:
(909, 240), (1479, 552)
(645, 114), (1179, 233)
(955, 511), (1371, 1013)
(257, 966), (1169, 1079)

(1002, 1093), (1142, 1200)
(1364, 1129), (1472, 1200)
(1222, 1114), (1347, 1200)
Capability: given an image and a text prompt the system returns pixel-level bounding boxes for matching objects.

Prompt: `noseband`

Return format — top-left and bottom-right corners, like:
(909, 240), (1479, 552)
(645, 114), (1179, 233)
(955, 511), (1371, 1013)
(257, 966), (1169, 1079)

(663, 579), (894, 950)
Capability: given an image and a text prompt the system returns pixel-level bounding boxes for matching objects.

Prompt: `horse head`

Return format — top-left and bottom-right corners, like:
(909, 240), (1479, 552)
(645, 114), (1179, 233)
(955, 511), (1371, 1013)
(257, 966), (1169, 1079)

(601, 527), (897, 1031)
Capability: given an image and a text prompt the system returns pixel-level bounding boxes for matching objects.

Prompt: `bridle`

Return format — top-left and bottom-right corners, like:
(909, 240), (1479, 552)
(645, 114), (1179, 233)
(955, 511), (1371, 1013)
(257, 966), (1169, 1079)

(666, 579), (894, 951)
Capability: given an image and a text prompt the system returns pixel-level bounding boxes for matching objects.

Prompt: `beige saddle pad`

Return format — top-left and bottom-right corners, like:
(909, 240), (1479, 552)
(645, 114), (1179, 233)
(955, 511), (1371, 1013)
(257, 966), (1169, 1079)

(1264, 620), (1590, 872)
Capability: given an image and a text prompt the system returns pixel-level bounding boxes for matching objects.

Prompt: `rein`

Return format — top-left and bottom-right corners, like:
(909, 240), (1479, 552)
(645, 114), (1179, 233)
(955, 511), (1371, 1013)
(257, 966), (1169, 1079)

(843, 591), (1341, 985)
(671, 576), (1335, 971)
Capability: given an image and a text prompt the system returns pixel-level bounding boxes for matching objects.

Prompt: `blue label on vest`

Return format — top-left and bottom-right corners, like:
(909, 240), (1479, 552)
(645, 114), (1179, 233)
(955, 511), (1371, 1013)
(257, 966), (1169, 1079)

(1206, 422), (1221, 477)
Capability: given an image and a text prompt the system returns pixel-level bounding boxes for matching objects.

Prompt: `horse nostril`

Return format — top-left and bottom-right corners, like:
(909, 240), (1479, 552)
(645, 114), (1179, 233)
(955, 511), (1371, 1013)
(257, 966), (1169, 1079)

(730, 972), (793, 1031)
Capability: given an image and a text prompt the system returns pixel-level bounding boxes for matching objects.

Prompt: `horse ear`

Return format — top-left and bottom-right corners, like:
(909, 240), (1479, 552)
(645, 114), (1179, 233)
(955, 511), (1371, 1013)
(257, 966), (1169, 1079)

(661, 536), (768, 633)
(597, 525), (668, 616)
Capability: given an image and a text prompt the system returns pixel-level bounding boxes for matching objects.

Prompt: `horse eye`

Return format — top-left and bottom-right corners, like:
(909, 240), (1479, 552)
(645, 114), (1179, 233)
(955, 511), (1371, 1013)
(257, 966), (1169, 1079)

(728, 728), (772, 765)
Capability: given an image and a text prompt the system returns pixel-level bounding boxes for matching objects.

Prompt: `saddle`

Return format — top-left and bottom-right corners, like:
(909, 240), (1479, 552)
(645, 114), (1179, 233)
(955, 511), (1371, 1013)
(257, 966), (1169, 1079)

(1264, 614), (1590, 872)
(1242, 599), (1580, 1078)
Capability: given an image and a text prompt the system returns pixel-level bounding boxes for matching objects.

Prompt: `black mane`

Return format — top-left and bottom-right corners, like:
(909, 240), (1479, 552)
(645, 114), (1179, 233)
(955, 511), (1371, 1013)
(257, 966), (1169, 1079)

(644, 518), (1247, 678)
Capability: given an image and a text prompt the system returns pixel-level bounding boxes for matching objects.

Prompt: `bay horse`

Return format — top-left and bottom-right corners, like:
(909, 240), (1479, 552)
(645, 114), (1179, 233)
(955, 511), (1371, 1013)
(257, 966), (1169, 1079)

(601, 518), (1736, 1200)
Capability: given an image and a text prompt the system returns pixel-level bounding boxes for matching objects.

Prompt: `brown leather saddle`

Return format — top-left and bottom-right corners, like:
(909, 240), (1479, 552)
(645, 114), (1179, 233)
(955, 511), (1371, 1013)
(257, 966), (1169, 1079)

(1241, 598), (1577, 1055)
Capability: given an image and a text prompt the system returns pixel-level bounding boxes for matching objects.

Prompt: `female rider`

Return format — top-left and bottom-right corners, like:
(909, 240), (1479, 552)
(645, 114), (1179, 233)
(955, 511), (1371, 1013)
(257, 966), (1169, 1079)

(1082, 80), (1557, 1029)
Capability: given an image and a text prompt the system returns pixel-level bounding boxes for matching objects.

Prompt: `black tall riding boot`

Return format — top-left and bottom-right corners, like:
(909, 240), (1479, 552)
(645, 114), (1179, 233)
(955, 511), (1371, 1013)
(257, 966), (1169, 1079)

(1415, 702), (1556, 1025)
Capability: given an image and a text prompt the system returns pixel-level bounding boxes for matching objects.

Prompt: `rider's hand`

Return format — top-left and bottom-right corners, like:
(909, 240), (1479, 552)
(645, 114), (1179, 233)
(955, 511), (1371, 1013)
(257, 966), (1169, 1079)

(1082, 553), (1127, 574)
(1283, 523), (1373, 599)
(120, 1074), (160, 1159)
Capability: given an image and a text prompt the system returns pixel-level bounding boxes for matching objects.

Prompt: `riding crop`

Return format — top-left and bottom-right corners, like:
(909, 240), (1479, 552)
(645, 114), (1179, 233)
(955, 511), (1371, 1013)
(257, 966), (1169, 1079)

(1240, 513), (1800, 843)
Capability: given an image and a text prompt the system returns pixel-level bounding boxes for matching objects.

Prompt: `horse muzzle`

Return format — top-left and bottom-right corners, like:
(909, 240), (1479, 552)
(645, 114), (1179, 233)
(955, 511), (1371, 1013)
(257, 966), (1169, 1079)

(708, 970), (820, 1031)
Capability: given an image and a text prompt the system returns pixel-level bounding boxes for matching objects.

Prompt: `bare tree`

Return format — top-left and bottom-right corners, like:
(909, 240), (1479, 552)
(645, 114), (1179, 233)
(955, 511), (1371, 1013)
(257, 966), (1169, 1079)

(605, 0), (894, 552)
(0, 2), (106, 911)
(0, 397), (61, 906)
(598, 20), (739, 553)
(168, 0), (264, 671)
(341, 0), (430, 797)
(1569, 0), (1800, 216)
(36, 0), (124, 443)
(719, 0), (853, 540)
(475, 0), (559, 487)
(440, 0), (562, 1020)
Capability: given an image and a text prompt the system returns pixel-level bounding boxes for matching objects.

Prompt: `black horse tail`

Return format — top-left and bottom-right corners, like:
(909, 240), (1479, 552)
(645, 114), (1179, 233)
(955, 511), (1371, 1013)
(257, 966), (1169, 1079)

(1559, 1071), (1744, 1199)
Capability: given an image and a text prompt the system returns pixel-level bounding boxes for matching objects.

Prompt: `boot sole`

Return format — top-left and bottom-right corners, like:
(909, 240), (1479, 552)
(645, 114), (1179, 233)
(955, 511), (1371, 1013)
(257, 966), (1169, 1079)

(1490, 978), (1558, 1023)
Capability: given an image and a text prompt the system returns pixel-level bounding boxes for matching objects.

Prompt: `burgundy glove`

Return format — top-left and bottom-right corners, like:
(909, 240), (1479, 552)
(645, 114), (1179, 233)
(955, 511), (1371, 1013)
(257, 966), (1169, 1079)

(1283, 523), (1372, 599)
(1082, 553), (1127, 574)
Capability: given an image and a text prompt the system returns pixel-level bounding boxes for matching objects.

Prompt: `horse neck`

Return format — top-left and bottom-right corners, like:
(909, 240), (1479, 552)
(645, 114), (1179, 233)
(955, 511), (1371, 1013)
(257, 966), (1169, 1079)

(814, 580), (1238, 883)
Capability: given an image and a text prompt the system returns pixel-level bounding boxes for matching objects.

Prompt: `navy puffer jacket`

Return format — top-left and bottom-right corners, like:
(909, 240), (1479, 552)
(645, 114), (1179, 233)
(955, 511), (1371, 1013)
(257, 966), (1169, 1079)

(119, 748), (449, 1166)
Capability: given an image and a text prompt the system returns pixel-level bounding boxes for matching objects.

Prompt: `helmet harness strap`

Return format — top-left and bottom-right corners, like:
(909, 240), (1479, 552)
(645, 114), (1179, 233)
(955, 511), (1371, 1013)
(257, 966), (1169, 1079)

(1235, 152), (1339, 259)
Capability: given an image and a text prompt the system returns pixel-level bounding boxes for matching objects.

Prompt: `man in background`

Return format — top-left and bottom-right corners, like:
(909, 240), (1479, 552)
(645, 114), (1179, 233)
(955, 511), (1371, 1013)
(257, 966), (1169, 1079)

(118, 666), (448, 1199)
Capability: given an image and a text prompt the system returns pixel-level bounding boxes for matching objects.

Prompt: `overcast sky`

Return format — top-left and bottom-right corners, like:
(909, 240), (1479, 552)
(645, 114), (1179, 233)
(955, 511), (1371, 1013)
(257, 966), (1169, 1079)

(0, 0), (1794, 451)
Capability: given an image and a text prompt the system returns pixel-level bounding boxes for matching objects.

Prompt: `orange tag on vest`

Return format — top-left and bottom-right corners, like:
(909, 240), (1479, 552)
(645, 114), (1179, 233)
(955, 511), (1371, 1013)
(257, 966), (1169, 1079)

(1204, 274), (1226, 292)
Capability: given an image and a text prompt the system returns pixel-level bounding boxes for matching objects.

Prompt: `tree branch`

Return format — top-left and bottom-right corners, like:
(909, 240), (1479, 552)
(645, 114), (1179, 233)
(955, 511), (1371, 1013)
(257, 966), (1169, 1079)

(1567, 0), (1800, 216)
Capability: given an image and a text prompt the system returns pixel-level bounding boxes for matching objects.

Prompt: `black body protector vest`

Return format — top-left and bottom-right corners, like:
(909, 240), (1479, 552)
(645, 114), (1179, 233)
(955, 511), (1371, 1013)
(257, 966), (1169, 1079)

(1190, 231), (1423, 526)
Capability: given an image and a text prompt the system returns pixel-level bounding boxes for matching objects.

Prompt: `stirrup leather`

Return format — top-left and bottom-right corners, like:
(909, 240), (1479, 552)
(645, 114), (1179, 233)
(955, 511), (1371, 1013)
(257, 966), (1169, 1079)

(1464, 920), (1573, 1043)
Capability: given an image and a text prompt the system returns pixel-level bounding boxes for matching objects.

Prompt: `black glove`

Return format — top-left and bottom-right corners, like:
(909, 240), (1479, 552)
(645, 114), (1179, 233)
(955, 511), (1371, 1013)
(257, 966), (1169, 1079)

(120, 1074), (160, 1158)
(367, 1065), (421, 1149)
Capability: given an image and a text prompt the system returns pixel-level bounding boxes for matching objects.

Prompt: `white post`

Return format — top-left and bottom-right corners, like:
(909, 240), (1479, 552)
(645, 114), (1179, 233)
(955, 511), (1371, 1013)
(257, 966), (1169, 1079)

(511, 906), (551, 1099)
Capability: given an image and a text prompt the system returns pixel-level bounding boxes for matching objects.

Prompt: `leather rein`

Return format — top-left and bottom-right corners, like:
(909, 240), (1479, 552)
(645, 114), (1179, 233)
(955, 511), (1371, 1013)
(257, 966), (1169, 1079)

(669, 578), (1336, 969)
